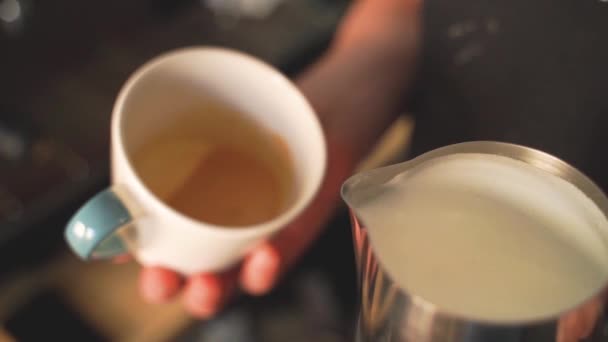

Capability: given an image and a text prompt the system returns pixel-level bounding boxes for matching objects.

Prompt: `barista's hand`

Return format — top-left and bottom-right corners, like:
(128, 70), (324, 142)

(138, 240), (281, 318)
(136, 142), (350, 318)
(136, 225), (303, 318)
(137, 197), (333, 319)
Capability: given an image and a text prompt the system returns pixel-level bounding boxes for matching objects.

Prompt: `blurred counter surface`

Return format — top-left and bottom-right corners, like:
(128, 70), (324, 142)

(0, 0), (364, 340)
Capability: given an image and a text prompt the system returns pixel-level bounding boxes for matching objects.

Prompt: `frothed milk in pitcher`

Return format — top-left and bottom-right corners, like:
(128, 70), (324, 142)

(349, 153), (608, 323)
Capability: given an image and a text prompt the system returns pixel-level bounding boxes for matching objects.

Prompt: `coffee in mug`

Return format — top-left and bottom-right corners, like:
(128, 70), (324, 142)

(131, 102), (296, 227)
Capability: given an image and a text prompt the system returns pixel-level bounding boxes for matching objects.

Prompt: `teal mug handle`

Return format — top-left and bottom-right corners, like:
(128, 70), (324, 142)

(65, 188), (132, 260)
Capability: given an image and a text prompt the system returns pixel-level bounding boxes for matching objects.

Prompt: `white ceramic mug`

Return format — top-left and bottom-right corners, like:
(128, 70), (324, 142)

(65, 47), (326, 275)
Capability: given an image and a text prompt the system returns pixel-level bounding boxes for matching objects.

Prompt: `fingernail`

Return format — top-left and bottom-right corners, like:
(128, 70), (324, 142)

(112, 254), (132, 264)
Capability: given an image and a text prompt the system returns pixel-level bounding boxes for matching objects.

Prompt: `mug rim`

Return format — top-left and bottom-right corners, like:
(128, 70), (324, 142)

(111, 46), (327, 237)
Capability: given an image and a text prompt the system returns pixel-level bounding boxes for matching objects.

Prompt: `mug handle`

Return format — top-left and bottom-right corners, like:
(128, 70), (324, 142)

(65, 188), (132, 260)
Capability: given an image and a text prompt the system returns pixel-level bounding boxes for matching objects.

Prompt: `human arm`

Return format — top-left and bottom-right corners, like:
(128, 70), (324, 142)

(139, 0), (423, 318)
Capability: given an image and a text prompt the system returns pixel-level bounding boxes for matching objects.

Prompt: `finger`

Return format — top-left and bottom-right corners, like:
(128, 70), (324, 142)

(239, 177), (341, 294)
(578, 297), (603, 339)
(557, 312), (580, 342)
(240, 141), (355, 295)
(240, 242), (281, 295)
(139, 266), (184, 304)
(239, 201), (330, 295)
(557, 297), (603, 342)
(183, 271), (237, 319)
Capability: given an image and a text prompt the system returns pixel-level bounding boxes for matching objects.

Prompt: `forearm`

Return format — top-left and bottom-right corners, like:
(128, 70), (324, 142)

(277, 2), (420, 262)
(298, 0), (420, 164)
(298, 47), (413, 163)
(295, 47), (411, 214)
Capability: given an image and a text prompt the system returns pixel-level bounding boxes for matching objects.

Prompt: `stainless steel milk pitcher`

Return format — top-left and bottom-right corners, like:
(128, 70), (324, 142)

(342, 142), (608, 342)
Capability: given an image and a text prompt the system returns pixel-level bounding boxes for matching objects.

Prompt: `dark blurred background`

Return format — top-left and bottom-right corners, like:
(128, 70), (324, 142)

(0, 0), (388, 341)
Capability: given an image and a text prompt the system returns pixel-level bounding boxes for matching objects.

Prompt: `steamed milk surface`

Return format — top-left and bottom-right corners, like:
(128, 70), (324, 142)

(356, 153), (608, 322)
